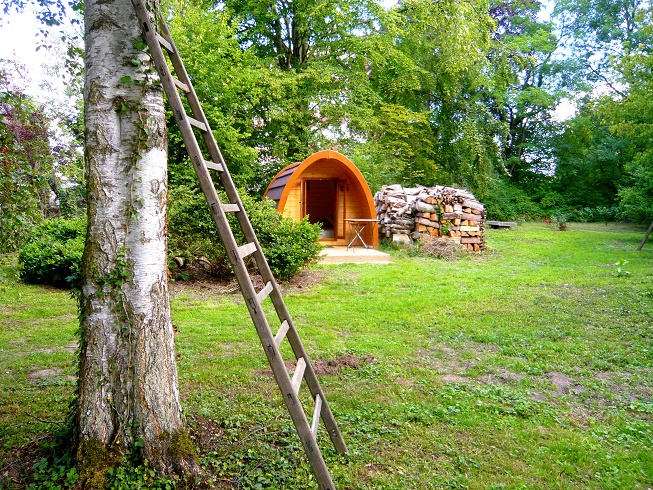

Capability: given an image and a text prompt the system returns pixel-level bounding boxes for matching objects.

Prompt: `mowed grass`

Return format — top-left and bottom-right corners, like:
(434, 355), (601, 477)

(1, 222), (652, 489)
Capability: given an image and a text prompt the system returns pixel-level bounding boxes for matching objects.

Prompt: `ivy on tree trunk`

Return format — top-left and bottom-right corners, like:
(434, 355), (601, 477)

(77, 0), (199, 484)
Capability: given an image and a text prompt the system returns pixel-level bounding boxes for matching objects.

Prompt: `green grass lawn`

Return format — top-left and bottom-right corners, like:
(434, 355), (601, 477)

(1, 222), (652, 489)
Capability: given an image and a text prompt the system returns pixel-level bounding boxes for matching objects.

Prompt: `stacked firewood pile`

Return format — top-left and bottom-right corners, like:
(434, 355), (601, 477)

(375, 184), (486, 252)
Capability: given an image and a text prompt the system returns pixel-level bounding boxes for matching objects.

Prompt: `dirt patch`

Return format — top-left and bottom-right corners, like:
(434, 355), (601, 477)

(438, 374), (469, 384)
(589, 370), (652, 406)
(478, 369), (524, 385)
(312, 354), (376, 375)
(547, 372), (584, 395)
(171, 270), (325, 300)
(0, 434), (54, 488)
(189, 415), (227, 454)
(254, 353), (376, 377)
(27, 368), (62, 379)
(418, 343), (491, 375)
(278, 269), (326, 293)
(364, 462), (385, 474)
(33, 348), (57, 354)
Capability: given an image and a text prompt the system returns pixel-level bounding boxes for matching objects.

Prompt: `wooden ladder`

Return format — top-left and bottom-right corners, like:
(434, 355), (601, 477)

(130, 2), (347, 488)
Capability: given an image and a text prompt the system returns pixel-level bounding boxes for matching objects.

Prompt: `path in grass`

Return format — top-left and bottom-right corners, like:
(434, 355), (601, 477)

(1, 222), (652, 489)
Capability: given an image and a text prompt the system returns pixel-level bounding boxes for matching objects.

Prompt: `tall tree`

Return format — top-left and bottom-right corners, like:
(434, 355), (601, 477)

(554, 0), (653, 222)
(487, 0), (564, 184)
(609, 21), (653, 223)
(555, 0), (647, 93)
(222, 0), (381, 166)
(386, 0), (500, 196)
(0, 62), (56, 252)
(77, 0), (197, 483)
(551, 97), (628, 208)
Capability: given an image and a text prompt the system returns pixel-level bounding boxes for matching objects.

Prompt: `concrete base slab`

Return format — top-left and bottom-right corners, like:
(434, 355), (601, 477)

(319, 246), (391, 264)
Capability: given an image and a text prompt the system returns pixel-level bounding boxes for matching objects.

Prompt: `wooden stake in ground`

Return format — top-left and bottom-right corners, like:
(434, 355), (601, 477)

(638, 220), (653, 251)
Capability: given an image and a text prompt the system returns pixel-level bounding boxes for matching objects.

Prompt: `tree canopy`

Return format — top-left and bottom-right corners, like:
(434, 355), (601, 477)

(2, 0), (653, 248)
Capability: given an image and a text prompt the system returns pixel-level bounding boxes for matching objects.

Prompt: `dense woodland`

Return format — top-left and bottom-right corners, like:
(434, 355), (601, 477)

(1, 0), (653, 254)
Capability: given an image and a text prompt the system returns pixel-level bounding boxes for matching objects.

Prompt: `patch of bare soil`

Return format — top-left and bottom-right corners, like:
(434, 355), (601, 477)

(312, 353), (377, 375)
(171, 269), (325, 300)
(588, 370), (653, 408)
(254, 353), (377, 377)
(418, 343), (490, 376)
(0, 435), (56, 489)
(27, 368), (62, 379)
(478, 369), (524, 385)
(547, 372), (584, 395)
(438, 374), (470, 384)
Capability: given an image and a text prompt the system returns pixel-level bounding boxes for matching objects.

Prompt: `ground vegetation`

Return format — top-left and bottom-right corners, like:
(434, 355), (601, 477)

(1, 223), (651, 488)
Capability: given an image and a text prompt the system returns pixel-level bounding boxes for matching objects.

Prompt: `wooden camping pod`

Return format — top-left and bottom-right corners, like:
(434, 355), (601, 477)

(264, 150), (378, 249)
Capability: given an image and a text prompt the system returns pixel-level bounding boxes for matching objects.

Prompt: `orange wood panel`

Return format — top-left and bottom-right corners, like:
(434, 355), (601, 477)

(263, 150), (378, 249)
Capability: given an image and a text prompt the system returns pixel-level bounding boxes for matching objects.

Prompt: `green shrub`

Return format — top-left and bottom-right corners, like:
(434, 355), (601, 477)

(168, 185), (322, 280)
(483, 180), (542, 221)
(565, 206), (623, 223)
(19, 218), (86, 287)
(264, 216), (324, 280)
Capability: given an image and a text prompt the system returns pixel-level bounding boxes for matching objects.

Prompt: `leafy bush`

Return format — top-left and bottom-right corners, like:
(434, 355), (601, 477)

(18, 188), (323, 286)
(564, 206), (623, 223)
(483, 180), (542, 221)
(264, 216), (324, 279)
(19, 218), (86, 287)
(168, 185), (322, 280)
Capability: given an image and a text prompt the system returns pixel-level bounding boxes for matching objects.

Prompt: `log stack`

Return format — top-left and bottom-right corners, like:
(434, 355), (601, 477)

(374, 184), (486, 252)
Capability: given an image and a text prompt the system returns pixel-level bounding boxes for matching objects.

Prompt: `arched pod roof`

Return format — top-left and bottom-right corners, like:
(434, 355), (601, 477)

(264, 150), (376, 219)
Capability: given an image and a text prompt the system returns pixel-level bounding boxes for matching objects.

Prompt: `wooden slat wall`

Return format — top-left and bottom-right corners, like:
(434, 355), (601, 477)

(283, 182), (302, 220)
(337, 180), (345, 238)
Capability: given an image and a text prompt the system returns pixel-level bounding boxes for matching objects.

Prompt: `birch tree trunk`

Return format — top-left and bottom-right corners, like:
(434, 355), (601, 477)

(78, 0), (198, 483)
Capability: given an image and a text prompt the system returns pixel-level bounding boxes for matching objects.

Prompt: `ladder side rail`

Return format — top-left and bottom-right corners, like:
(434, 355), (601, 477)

(155, 16), (274, 285)
(136, 1), (270, 289)
(267, 290), (348, 455)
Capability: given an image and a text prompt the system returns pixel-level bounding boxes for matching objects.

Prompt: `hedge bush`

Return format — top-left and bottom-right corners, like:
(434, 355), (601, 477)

(168, 185), (323, 280)
(19, 218), (86, 287)
(18, 188), (322, 286)
(483, 180), (543, 221)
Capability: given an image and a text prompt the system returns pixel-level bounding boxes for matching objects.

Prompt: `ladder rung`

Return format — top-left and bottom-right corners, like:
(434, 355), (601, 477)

(156, 32), (174, 53)
(237, 242), (257, 259)
(173, 77), (189, 93)
(204, 160), (224, 172)
(274, 320), (290, 348)
(256, 281), (273, 304)
(221, 203), (240, 213)
(188, 116), (207, 132)
(291, 357), (306, 395)
(311, 394), (323, 438)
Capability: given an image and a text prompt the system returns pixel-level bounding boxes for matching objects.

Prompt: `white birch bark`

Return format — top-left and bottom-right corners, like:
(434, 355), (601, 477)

(78, 0), (195, 476)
